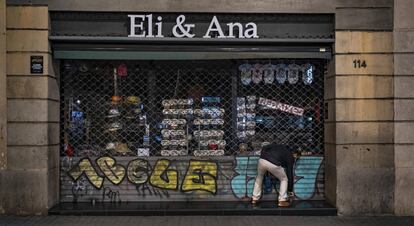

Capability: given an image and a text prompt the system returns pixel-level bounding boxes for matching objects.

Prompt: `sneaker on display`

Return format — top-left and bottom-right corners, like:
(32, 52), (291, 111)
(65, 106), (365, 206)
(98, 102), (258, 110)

(263, 64), (275, 84)
(251, 64), (263, 84)
(275, 64), (287, 84)
(239, 63), (252, 85)
(288, 64), (300, 84)
(107, 108), (120, 118)
(302, 63), (314, 85)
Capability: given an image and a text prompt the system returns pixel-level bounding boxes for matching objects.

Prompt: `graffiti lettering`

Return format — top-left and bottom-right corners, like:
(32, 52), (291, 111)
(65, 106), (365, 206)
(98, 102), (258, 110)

(293, 157), (323, 200)
(96, 157), (126, 185)
(149, 159), (178, 190)
(127, 159), (150, 185)
(64, 156), (325, 202)
(216, 160), (236, 193)
(136, 183), (170, 198)
(181, 160), (218, 194)
(71, 176), (89, 202)
(231, 157), (259, 199)
(61, 156), (74, 171)
(68, 158), (104, 189)
(102, 187), (121, 202)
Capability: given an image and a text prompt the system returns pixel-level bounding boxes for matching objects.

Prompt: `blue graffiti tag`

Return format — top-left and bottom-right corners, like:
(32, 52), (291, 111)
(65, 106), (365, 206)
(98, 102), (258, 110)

(293, 156), (323, 200)
(230, 156), (324, 200)
(231, 157), (259, 199)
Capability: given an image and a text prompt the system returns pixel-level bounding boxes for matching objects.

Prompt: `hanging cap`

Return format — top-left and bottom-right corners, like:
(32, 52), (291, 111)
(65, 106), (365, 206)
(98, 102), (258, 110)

(111, 96), (122, 102)
(126, 96), (141, 104)
(117, 63), (127, 77)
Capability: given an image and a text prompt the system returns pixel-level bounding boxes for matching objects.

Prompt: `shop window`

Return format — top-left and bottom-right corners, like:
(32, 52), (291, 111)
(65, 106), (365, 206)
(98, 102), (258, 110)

(60, 59), (325, 158)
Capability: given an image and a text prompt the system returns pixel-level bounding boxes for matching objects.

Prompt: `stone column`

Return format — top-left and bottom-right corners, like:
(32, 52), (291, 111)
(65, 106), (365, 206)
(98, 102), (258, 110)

(0, 0), (7, 214)
(328, 0), (395, 215)
(0, 5), (59, 215)
(394, 0), (414, 216)
(0, 0), (6, 171)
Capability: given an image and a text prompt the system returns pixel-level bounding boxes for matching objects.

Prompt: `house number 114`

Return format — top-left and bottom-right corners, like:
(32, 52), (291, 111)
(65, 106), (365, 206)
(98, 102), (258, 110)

(353, 59), (367, 68)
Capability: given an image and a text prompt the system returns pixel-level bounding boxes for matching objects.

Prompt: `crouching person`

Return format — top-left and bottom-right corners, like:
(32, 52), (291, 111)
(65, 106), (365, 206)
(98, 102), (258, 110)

(251, 143), (295, 207)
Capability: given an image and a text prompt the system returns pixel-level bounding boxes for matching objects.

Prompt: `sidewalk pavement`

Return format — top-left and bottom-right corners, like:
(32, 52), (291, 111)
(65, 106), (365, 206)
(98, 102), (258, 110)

(1, 216), (414, 226)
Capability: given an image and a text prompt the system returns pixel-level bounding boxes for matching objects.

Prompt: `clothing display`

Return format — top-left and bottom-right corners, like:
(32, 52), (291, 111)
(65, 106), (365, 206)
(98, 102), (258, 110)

(62, 60), (323, 158)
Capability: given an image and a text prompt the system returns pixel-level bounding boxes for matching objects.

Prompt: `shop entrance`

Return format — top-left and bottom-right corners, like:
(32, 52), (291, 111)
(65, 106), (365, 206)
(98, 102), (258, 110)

(49, 11), (335, 214)
(59, 59), (327, 203)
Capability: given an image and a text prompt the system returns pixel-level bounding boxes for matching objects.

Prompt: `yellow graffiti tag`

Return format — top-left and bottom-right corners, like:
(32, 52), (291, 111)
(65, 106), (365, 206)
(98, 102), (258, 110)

(149, 159), (178, 190)
(181, 160), (217, 194)
(96, 157), (126, 185)
(127, 159), (149, 185)
(68, 158), (104, 189)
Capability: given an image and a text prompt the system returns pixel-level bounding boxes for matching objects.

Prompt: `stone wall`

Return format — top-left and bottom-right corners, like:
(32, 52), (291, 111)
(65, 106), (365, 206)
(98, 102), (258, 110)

(394, 0), (414, 216)
(6, 0), (336, 13)
(326, 0), (395, 215)
(0, 5), (59, 215)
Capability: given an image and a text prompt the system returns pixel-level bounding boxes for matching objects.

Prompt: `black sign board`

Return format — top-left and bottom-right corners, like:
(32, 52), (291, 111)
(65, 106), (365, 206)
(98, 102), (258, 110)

(30, 55), (44, 74)
(50, 12), (334, 41)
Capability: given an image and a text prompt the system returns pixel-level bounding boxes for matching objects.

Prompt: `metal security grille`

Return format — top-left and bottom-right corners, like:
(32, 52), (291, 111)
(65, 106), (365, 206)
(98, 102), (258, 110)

(60, 59), (326, 158)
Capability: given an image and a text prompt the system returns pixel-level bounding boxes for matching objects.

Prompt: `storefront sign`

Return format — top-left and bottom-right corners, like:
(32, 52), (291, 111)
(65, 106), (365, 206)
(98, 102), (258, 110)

(30, 55), (44, 74)
(258, 97), (304, 116)
(128, 14), (259, 39)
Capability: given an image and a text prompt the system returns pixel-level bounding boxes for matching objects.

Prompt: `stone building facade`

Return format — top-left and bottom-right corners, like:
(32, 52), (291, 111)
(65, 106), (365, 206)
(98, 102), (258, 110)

(0, 0), (413, 216)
